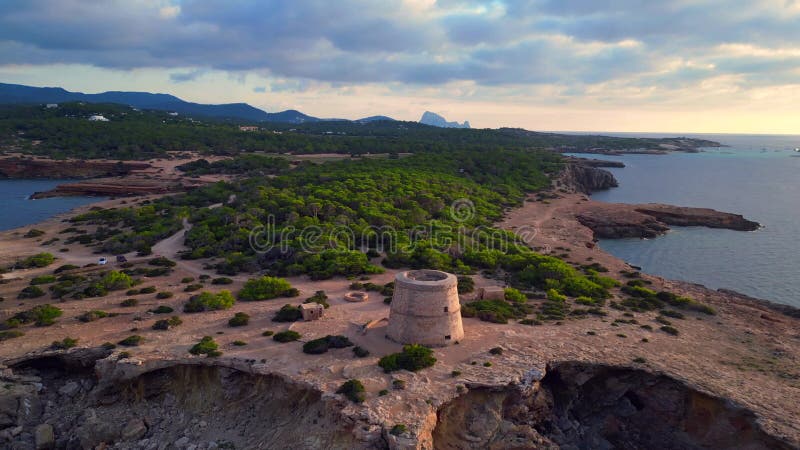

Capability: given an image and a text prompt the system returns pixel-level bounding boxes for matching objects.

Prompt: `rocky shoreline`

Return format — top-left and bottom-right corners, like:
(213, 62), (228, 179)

(0, 157), (150, 179)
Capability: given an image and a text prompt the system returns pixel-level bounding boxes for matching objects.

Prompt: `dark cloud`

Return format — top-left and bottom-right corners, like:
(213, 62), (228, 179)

(0, 0), (798, 92)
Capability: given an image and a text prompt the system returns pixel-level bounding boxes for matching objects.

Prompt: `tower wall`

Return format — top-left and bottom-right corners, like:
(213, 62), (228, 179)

(386, 270), (464, 347)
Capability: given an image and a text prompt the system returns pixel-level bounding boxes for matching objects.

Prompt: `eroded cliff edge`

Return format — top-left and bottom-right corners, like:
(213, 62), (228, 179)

(1, 350), (793, 450)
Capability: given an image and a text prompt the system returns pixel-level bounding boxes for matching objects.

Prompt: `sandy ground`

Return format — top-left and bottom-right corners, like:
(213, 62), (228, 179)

(0, 188), (798, 445)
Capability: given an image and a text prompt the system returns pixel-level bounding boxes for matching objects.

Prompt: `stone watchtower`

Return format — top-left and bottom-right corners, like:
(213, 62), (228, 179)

(386, 270), (464, 347)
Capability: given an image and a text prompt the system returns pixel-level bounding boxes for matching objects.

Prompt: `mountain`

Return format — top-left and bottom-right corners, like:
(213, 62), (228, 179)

(419, 111), (470, 129)
(0, 83), (322, 124)
(356, 115), (395, 123)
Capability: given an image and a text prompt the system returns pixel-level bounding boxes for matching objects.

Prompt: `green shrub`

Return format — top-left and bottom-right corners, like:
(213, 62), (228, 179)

(0, 330), (24, 341)
(238, 276), (296, 301)
(232, 340), (247, 346)
(378, 389), (389, 396)
(125, 289), (140, 296)
(118, 335), (144, 346)
(633, 357), (647, 364)
(352, 346), (370, 358)
(24, 229), (45, 238)
(180, 277), (195, 283)
(101, 342), (117, 349)
(18, 285), (45, 299)
(189, 336), (221, 356)
(660, 309), (685, 319)
(483, 361), (492, 367)
(77, 310), (108, 322)
(153, 316), (182, 330)
(51, 337), (78, 350)
(148, 256), (176, 267)
(183, 290), (236, 312)
(303, 290), (330, 308)
(539, 289), (569, 321)
(17, 252), (55, 269)
(390, 424), (407, 436)
(183, 283), (203, 292)
(100, 271), (133, 290)
(337, 379), (366, 403)
(272, 330), (301, 343)
(121, 298), (139, 307)
(54, 264), (79, 273)
(139, 286), (157, 294)
(261, 330), (274, 337)
(9, 304), (62, 326)
(272, 304), (302, 322)
(457, 275), (475, 294)
(378, 344), (436, 373)
(489, 346), (503, 355)
(211, 277), (234, 285)
(451, 370), (462, 377)
(504, 287), (526, 303)
(660, 325), (679, 336)
(302, 335), (354, 354)
(228, 312), (250, 327)
(150, 305), (174, 314)
(461, 299), (531, 324)
(30, 275), (57, 285)
(156, 291), (173, 299)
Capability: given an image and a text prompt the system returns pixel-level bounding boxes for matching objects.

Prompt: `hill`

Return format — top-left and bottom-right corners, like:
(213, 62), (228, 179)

(0, 83), (320, 123)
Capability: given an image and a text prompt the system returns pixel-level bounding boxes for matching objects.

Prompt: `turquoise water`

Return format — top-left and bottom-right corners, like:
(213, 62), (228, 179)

(0, 179), (105, 231)
(574, 134), (800, 307)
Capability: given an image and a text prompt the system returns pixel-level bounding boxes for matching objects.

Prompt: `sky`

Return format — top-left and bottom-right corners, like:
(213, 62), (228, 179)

(1, 0), (799, 133)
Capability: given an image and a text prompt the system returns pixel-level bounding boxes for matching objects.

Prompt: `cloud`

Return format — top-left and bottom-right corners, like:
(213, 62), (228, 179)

(253, 86), (266, 93)
(0, 0), (799, 99)
(169, 69), (205, 83)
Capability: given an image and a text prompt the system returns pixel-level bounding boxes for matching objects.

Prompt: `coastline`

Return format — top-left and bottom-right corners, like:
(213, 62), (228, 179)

(0, 159), (798, 447)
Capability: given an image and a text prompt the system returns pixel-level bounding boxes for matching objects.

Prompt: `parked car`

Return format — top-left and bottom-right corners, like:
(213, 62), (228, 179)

(116, 255), (127, 263)
(98, 257), (108, 265)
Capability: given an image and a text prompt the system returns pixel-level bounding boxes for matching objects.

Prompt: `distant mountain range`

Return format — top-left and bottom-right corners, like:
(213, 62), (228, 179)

(0, 83), (476, 128)
(419, 111), (470, 129)
(0, 83), (394, 124)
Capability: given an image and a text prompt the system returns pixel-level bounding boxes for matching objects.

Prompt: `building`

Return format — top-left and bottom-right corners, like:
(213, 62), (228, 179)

(477, 286), (505, 301)
(386, 269), (464, 347)
(45, 103), (58, 109)
(300, 302), (324, 321)
(239, 126), (259, 132)
(88, 115), (109, 122)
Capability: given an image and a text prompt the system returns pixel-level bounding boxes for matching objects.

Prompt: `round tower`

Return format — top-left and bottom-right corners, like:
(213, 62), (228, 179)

(386, 269), (464, 347)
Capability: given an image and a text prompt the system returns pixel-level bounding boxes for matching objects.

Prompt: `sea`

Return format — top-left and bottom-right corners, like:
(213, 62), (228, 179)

(570, 133), (800, 308)
(0, 179), (105, 231)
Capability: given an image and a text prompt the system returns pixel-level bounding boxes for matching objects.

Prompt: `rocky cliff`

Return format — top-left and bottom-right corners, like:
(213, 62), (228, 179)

(433, 361), (791, 449)
(0, 157), (150, 179)
(2, 351), (791, 450)
(558, 163), (619, 194)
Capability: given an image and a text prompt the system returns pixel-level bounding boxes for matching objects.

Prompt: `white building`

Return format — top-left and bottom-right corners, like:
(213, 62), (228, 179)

(88, 115), (109, 122)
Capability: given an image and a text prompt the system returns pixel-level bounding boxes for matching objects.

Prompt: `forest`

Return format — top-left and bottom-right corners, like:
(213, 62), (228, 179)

(0, 102), (714, 160)
(69, 146), (623, 301)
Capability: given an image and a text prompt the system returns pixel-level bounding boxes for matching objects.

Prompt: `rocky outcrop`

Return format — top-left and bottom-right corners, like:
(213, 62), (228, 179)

(419, 111), (470, 129)
(433, 361), (792, 449)
(0, 157), (149, 179)
(558, 163), (618, 194)
(576, 203), (760, 239)
(635, 206), (760, 231)
(2, 350), (385, 449)
(30, 180), (181, 198)
(563, 156), (626, 168)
